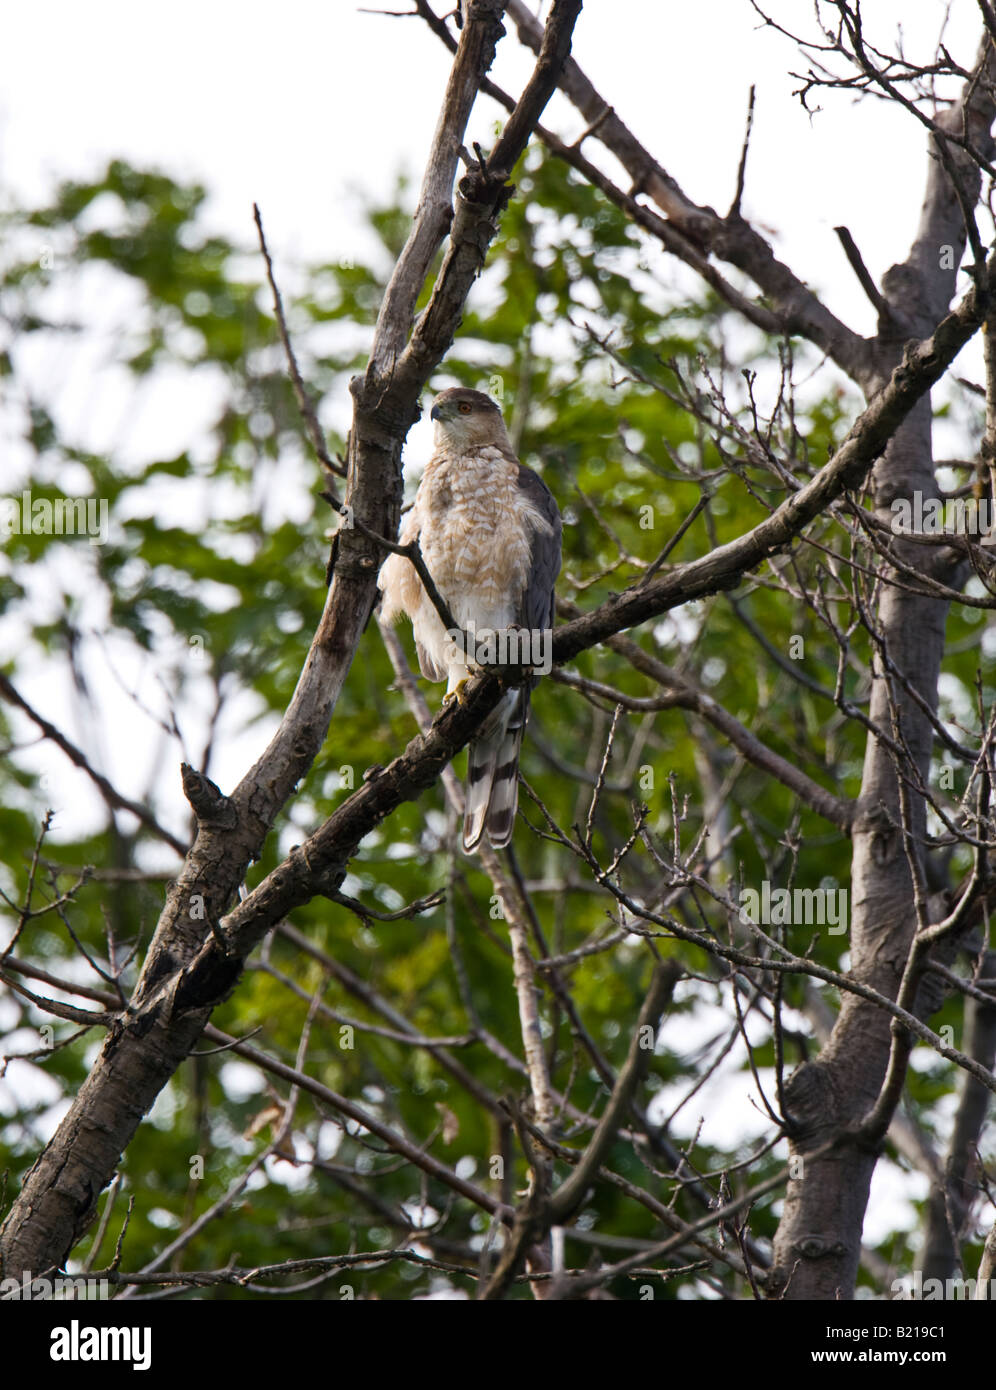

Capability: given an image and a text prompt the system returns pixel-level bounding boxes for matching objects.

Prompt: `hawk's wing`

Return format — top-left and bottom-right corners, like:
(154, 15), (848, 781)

(513, 464), (562, 632)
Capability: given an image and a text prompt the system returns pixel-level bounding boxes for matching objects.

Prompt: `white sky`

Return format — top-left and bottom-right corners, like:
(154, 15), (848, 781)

(0, 0), (985, 333)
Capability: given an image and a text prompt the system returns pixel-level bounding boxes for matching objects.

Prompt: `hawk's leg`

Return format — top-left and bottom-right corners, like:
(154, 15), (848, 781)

(442, 679), (471, 708)
(442, 662), (473, 708)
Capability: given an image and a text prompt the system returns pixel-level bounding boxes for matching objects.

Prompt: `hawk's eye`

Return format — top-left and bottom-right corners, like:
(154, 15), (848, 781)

(458, 403), (472, 414)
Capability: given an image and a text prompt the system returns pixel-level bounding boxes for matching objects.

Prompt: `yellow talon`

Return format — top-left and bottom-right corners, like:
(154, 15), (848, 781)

(443, 677), (471, 708)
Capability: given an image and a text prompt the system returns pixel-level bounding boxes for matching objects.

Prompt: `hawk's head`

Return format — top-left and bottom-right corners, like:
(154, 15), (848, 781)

(429, 387), (510, 452)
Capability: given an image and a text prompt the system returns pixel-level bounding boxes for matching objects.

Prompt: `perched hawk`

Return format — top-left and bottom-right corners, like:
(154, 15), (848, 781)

(378, 387), (562, 851)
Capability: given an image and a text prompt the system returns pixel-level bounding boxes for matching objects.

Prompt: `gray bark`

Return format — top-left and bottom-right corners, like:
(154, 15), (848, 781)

(768, 70), (996, 1297)
(919, 970), (996, 1283)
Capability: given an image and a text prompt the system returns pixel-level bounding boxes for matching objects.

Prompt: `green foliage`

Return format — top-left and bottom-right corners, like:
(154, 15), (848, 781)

(0, 149), (984, 1300)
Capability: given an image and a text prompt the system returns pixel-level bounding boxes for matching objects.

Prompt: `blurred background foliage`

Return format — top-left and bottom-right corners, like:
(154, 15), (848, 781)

(0, 145), (988, 1298)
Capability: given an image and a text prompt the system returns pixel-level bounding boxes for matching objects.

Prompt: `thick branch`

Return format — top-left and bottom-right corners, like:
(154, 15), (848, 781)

(367, 0), (509, 377)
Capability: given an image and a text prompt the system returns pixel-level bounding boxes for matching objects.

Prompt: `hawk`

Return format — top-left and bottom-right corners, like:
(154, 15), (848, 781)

(378, 387), (562, 852)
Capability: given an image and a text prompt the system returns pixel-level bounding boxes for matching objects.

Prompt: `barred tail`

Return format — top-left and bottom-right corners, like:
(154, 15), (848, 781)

(462, 689), (528, 852)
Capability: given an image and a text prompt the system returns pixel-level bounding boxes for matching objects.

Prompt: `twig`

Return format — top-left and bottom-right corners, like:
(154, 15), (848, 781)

(0, 676), (187, 855)
(729, 84), (756, 218)
(834, 225), (893, 322)
(254, 203), (346, 480)
(550, 962), (681, 1222)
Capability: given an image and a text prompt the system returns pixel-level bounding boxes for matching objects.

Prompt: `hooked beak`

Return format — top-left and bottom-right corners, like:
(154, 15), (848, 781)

(430, 404), (442, 421)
